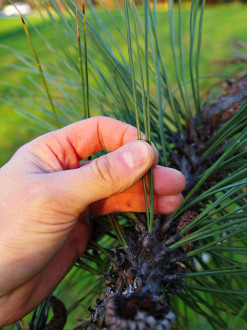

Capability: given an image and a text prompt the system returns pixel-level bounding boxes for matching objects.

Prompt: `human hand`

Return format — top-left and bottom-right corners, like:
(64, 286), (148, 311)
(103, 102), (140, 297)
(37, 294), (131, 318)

(0, 116), (185, 325)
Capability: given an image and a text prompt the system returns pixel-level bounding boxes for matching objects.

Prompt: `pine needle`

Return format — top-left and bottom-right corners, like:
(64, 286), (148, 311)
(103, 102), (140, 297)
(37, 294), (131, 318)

(168, 0), (190, 118)
(144, 0), (154, 232)
(76, 7), (87, 118)
(108, 214), (127, 247)
(124, 0), (150, 228)
(20, 15), (60, 129)
(82, 0), (90, 118)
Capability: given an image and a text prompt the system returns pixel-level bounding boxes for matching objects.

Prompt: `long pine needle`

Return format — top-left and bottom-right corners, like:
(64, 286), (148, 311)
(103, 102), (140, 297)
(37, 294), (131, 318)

(189, 0), (202, 125)
(124, 0), (150, 228)
(20, 15), (60, 128)
(76, 8), (87, 119)
(82, 0), (90, 118)
(178, 0), (191, 118)
(195, 0), (206, 122)
(168, 0), (190, 118)
(144, 0), (154, 231)
(124, 0), (140, 138)
(132, 2), (154, 231)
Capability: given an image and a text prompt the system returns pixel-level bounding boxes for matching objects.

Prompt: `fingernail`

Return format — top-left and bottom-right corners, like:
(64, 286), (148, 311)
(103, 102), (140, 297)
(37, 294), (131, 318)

(121, 141), (150, 169)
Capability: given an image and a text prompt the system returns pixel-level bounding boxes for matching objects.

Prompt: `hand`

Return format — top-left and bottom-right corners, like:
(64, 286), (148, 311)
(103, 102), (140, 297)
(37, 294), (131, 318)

(0, 116), (185, 325)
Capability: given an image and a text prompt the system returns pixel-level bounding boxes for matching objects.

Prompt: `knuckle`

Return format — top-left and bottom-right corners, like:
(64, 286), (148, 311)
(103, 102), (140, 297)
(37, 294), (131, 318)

(92, 156), (116, 188)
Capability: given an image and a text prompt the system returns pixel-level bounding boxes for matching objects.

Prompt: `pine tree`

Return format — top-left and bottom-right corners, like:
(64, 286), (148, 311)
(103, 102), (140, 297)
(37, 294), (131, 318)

(6, 0), (247, 329)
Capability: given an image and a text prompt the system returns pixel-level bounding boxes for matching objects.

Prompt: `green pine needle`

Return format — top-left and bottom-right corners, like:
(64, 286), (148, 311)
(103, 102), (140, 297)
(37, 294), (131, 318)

(76, 7), (87, 119)
(20, 15), (61, 129)
(82, 0), (90, 118)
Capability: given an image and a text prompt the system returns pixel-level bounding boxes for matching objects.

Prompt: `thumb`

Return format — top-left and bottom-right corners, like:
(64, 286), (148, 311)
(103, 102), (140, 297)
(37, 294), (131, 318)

(50, 140), (156, 211)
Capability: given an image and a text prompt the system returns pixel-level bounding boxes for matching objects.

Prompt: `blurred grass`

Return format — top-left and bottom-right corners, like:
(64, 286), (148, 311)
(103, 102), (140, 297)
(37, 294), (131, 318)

(1, 3), (247, 329)
(0, 16), (57, 166)
(1, 4), (247, 166)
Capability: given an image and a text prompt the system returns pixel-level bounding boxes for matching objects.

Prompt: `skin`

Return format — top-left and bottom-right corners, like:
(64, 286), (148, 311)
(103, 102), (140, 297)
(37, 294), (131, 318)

(0, 117), (186, 326)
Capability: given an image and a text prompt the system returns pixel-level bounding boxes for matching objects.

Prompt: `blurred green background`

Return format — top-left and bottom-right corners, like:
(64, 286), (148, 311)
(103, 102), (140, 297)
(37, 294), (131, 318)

(1, 3), (247, 167)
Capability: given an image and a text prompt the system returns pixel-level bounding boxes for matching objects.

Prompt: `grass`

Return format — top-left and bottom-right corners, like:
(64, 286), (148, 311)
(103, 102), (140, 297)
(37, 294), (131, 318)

(0, 16), (58, 166)
(1, 4), (247, 166)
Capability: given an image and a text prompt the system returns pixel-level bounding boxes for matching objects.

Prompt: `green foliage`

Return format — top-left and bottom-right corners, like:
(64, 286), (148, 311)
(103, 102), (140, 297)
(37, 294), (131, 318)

(1, 5), (246, 165)
(1, 1), (247, 329)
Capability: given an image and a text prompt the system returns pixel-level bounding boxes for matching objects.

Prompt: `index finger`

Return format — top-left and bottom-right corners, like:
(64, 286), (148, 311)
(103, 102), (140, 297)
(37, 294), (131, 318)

(49, 116), (158, 161)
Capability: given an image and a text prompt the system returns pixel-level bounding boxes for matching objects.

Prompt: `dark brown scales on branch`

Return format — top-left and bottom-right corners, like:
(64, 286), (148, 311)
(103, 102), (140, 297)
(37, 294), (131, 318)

(44, 296), (67, 330)
(176, 211), (199, 252)
(171, 76), (247, 199)
(104, 294), (175, 330)
(89, 215), (187, 329)
(85, 78), (247, 330)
